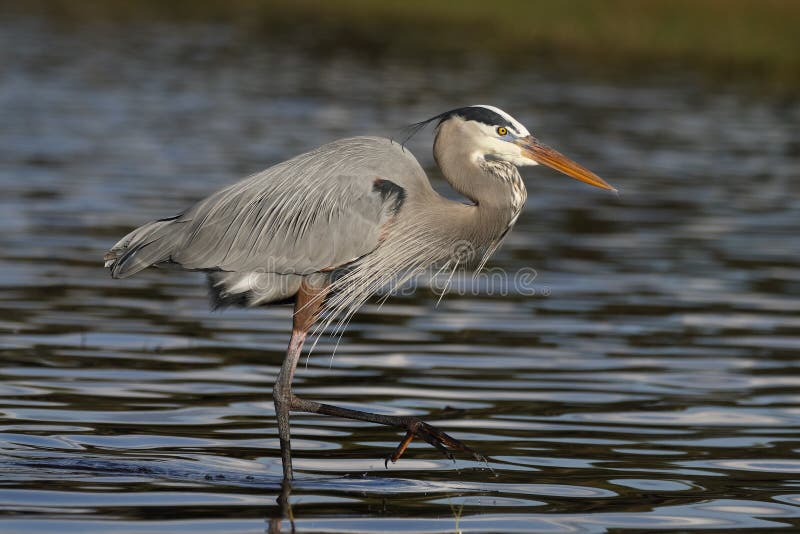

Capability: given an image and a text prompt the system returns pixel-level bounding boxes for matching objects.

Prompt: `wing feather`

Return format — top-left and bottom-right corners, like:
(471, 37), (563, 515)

(106, 137), (412, 279)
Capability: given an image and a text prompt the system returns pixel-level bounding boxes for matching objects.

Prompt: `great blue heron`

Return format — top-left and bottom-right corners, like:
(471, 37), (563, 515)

(104, 105), (615, 480)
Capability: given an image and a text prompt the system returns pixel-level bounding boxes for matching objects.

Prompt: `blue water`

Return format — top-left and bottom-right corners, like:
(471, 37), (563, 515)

(1, 15), (800, 533)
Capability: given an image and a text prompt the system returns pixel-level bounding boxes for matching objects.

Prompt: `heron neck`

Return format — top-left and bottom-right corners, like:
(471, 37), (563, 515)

(432, 142), (526, 247)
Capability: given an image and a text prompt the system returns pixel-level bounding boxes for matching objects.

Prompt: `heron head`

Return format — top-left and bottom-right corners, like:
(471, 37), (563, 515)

(432, 105), (616, 192)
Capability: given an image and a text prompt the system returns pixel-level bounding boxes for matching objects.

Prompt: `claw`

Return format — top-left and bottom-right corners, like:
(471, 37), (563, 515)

(386, 430), (415, 467)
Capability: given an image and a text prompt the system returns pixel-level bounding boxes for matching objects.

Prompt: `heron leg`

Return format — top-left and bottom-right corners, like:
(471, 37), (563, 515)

(288, 395), (487, 467)
(273, 281), (484, 476)
(273, 280), (328, 481)
(267, 480), (295, 534)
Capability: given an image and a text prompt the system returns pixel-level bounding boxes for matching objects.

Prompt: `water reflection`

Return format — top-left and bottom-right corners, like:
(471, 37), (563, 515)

(1, 13), (800, 534)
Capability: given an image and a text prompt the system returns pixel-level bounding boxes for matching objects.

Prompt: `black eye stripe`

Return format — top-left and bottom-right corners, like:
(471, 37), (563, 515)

(450, 107), (515, 128)
(403, 106), (521, 146)
(428, 106), (515, 130)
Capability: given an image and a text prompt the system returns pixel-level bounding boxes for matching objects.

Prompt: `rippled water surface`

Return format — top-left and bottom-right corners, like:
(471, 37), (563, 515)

(2, 16), (800, 533)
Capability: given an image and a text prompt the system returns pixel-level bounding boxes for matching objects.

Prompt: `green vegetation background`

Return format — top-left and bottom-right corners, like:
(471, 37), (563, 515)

(6, 0), (800, 89)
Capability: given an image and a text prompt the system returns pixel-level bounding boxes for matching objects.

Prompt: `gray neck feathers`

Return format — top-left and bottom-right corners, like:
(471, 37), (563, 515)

(431, 123), (527, 248)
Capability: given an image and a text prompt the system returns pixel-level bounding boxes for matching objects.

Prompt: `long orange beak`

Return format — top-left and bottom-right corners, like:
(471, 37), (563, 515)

(516, 136), (616, 192)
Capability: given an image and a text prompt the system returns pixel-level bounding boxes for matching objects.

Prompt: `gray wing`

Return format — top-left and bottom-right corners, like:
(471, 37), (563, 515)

(105, 137), (415, 279)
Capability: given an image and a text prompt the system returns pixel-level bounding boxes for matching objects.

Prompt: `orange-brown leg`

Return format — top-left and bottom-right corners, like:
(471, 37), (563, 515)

(273, 279), (329, 481)
(274, 280), (486, 481)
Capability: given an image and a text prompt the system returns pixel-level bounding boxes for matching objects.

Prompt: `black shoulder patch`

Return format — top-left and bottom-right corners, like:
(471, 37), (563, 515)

(372, 178), (406, 215)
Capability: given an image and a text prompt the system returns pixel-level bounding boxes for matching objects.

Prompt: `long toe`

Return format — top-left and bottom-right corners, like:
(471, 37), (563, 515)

(385, 430), (415, 468)
(385, 417), (486, 466)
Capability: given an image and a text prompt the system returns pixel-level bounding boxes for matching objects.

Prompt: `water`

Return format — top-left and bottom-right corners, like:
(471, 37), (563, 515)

(2, 16), (800, 533)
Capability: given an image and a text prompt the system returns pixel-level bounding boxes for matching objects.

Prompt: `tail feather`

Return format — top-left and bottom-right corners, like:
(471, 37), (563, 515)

(207, 271), (302, 309)
(104, 219), (184, 278)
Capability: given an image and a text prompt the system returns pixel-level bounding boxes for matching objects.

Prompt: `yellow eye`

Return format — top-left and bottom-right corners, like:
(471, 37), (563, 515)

(496, 126), (508, 136)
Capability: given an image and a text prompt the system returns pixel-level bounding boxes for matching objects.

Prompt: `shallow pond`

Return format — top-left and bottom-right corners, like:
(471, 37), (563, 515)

(1, 16), (800, 533)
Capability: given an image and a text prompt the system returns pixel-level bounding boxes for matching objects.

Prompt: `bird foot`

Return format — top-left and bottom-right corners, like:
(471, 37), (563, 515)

(384, 416), (487, 468)
(287, 395), (488, 471)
